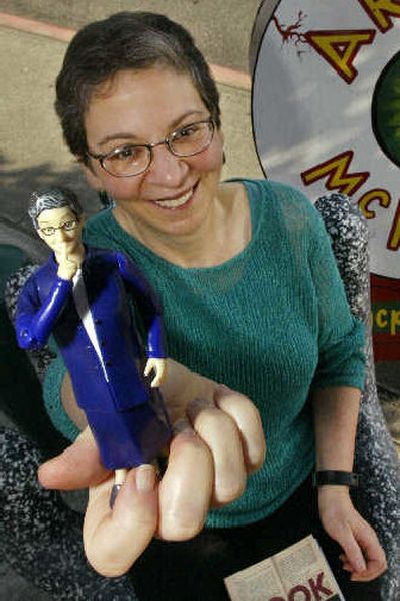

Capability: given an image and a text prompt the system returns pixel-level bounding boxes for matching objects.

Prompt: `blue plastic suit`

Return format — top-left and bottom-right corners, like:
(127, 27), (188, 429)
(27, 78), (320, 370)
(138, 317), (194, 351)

(16, 246), (171, 469)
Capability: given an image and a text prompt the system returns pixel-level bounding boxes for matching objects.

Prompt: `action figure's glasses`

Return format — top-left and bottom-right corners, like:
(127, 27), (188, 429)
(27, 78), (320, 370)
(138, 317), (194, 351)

(87, 118), (215, 178)
(39, 219), (79, 236)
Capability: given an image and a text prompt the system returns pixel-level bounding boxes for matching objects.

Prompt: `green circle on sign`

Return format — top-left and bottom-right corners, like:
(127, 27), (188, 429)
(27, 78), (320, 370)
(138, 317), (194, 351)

(372, 51), (400, 168)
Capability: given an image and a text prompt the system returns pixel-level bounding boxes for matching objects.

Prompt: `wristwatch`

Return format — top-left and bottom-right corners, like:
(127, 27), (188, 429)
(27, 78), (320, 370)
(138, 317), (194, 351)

(312, 470), (359, 488)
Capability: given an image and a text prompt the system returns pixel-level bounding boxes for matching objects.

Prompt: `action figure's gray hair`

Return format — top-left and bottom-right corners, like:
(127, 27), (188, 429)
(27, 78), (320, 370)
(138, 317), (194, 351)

(28, 187), (83, 229)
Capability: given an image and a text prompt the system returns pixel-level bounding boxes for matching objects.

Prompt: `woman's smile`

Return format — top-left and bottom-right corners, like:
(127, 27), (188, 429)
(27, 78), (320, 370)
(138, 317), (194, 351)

(151, 182), (199, 210)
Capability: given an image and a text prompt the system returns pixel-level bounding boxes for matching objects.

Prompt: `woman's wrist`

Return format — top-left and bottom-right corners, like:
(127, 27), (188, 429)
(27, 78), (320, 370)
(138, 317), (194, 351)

(317, 484), (352, 514)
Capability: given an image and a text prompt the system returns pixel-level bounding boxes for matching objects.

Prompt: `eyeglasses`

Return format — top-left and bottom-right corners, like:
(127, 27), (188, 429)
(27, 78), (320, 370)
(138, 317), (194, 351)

(39, 219), (79, 236)
(87, 118), (215, 178)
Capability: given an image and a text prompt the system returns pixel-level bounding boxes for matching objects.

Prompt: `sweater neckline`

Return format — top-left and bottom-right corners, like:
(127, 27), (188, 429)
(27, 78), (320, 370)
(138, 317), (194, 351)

(105, 178), (267, 274)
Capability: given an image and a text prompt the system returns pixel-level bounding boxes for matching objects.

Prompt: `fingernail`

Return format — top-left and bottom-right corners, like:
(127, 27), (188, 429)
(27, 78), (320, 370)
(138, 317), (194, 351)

(173, 417), (191, 434)
(136, 465), (156, 493)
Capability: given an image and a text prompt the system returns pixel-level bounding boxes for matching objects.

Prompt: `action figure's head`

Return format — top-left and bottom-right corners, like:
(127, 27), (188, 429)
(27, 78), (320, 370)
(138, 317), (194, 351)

(28, 187), (85, 255)
(28, 187), (83, 229)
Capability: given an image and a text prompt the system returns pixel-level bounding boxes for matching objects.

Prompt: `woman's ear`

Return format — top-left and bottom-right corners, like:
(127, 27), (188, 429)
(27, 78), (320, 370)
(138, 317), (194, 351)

(79, 161), (104, 192)
(216, 128), (225, 164)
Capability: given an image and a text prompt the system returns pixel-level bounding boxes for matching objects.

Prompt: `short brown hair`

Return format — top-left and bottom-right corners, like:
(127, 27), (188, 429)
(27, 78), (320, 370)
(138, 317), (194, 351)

(55, 12), (221, 162)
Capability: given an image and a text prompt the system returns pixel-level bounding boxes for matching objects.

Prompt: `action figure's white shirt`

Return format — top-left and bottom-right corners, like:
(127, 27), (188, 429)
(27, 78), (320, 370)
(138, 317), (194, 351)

(72, 267), (109, 381)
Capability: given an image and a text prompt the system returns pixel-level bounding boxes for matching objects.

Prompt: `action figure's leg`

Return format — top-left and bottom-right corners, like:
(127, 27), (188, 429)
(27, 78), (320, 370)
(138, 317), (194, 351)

(110, 468), (128, 508)
(115, 468), (128, 485)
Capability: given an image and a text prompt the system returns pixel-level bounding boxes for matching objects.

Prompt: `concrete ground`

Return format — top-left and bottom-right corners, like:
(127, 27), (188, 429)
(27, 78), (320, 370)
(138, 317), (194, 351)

(0, 2), (398, 599)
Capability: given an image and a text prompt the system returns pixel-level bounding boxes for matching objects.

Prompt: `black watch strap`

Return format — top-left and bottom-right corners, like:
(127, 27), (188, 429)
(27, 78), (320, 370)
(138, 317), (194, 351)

(312, 470), (359, 488)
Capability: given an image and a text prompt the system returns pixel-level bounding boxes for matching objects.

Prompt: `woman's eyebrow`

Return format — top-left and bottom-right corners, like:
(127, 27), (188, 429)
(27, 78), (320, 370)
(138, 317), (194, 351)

(97, 109), (207, 147)
(169, 109), (206, 131)
(98, 132), (139, 147)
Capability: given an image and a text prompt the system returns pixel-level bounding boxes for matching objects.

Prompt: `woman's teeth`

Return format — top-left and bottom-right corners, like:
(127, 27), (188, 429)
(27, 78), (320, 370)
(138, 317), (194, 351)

(154, 189), (192, 208)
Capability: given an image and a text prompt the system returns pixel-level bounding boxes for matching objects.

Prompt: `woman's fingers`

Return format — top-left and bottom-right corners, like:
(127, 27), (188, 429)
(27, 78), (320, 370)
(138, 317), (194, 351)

(157, 419), (213, 540)
(162, 380), (266, 512)
(38, 426), (110, 489)
(319, 490), (387, 582)
(84, 465), (158, 577)
(335, 523), (368, 575)
(214, 385), (266, 474)
(187, 397), (247, 505)
(161, 361), (266, 480)
(347, 524), (387, 582)
(157, 384), (266, 539)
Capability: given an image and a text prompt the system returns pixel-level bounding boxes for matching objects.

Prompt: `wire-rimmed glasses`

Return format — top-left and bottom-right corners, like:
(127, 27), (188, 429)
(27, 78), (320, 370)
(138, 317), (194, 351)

(87, 118), (215, 178)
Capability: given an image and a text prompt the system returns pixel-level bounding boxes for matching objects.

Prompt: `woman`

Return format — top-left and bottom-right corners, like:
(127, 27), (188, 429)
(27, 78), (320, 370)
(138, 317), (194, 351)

(38, 11), (386, 600)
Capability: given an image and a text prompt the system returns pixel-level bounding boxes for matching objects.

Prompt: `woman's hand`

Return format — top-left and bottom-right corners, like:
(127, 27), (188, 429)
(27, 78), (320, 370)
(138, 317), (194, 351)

(318, 487), (387, 582)
(38, 361), (266, 576)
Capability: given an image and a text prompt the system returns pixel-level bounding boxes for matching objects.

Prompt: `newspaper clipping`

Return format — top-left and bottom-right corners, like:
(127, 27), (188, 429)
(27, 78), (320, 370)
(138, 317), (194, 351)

(224, 535), (345, 601)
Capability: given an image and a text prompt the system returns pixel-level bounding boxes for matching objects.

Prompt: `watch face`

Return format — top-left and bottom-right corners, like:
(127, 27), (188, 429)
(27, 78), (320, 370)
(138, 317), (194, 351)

(251, 0), (400, 280)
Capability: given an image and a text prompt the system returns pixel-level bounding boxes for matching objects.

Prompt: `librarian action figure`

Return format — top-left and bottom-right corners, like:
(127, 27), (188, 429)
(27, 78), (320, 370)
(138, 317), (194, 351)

(16, 187), (171, 505)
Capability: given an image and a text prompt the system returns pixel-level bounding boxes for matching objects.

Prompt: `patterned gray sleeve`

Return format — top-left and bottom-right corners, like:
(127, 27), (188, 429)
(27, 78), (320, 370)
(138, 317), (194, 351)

(315, 192), (400, 601)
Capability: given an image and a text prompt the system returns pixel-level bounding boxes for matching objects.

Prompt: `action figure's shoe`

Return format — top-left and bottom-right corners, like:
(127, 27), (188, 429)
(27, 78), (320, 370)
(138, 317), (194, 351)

(0, 427), (138, 600)
(110, 483), (123, 509)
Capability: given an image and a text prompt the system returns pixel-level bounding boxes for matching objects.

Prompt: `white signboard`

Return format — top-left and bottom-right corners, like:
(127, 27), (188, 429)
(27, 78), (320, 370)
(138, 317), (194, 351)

(252, 0), (400, 280)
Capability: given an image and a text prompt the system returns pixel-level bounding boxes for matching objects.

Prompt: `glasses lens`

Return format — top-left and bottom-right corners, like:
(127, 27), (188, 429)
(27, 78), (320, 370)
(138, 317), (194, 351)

(170, 121), (214, 157)
(103, 145), (150, 177)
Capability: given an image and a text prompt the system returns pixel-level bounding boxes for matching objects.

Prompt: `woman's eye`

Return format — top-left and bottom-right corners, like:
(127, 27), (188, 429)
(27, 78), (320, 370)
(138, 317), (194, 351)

(175, 124), (199, 139)
(112, 146), (140, 161)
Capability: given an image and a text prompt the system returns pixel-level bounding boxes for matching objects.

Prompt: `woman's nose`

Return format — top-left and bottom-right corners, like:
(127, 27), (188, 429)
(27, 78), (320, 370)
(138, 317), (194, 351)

(145, 144), (189, 186)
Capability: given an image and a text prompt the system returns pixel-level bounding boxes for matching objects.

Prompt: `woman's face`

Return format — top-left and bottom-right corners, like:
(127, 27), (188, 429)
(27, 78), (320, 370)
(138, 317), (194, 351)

(83, 67), (224, 239)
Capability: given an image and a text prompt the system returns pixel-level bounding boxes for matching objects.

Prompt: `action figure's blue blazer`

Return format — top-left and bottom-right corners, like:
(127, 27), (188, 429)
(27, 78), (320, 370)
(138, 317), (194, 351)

(16, 246), (171, 468)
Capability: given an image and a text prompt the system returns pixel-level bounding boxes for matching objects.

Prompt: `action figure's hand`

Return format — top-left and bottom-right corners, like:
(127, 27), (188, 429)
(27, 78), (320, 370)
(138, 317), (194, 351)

(318, 487), (387, 582)
(144, 357), (167, 387)
(38, 363), (266, 577)
(56, 245), (79, 280)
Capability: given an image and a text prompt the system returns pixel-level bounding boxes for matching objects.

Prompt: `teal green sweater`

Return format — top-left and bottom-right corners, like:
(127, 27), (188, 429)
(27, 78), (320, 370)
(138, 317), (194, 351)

(43, 179), (365, 528)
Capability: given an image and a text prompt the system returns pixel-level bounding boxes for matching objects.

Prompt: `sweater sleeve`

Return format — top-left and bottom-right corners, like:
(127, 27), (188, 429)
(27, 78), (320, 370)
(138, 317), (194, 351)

(308, 209), (366, 391)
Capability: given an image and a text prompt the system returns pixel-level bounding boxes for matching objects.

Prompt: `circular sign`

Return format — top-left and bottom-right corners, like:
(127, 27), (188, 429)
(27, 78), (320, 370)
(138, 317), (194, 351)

(251, 0), (400, 280)
(372, 50), (400, 169)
